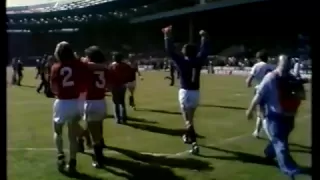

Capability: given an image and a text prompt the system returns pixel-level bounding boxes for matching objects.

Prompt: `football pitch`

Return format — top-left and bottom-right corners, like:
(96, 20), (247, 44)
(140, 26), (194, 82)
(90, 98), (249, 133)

(7, 68), (311, 180)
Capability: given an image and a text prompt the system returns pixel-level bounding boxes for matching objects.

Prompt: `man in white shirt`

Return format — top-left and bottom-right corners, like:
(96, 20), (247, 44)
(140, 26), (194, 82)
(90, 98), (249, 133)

(292, 58), (302, 78)
(246, 55), (304, 179)
(246, 50), (275, 138)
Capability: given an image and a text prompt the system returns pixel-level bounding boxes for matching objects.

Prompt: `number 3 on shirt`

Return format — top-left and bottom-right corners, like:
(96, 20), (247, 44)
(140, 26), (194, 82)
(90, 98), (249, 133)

(60, 67), (74, 87)
(94, 71), (106, 88)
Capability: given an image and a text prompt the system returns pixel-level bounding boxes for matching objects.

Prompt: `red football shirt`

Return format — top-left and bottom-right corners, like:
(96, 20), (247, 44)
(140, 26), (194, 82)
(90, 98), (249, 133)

(108, 62), (133, 87)
(85, 64), (109, 100)
(50, 60), (89, 99)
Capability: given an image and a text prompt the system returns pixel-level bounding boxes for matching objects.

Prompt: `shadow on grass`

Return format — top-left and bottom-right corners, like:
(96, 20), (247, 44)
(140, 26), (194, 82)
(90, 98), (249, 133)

(125, 122), (204, 138)
(136, 108), (181, 115)
(200, 104), (246, 110)
(291, 149), (312, 154)
(83, 148), (213, 180)
(259, 137), (311, 153)
(83, 145), (213, 179)
(198, 145), (311, 176)
(102, 157), (185, 180)
(107, 146), (213, 171)
(60, 170), (103, 180)
(127, 116), (158, 124)
(105, 116), (157, 124)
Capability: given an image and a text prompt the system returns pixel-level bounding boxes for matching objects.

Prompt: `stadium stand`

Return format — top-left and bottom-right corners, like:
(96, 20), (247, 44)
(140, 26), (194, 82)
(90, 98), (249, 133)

(6, 0), (309, 68)
(6, 0), (197, 28)
(130, 0), (266, 23)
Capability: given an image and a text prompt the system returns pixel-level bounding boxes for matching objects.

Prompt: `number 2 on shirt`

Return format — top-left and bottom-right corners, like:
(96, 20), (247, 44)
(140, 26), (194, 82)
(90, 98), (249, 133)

(60, 67), (74, 87)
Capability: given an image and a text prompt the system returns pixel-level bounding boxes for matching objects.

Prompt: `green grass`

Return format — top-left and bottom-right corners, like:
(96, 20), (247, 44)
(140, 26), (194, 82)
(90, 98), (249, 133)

(7, 68), (311, 180)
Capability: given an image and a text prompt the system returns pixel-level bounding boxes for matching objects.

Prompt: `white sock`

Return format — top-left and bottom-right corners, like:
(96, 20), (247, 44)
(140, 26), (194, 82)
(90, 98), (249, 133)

(254, 117), (262, 134)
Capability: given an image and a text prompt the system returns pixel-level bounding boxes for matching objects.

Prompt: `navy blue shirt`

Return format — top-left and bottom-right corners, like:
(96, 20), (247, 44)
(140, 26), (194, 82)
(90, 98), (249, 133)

(165, 37), (209, 90)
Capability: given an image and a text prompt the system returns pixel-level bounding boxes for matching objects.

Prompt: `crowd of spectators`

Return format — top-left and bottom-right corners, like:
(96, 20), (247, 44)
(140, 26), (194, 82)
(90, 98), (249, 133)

(6, 0), (114, 14)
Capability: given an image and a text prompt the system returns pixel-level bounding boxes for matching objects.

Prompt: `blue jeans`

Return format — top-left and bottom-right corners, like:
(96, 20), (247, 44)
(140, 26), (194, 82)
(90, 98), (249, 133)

(263, 114), (300, 177)
(111, 86), (127, 122)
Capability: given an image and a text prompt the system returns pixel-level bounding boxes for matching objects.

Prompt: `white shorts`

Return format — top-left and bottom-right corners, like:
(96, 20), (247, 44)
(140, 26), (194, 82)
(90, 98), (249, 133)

(178, 89), (200, 109)
(83, 99), (107, 122)
(53, 99), (83, 124)
(127, 81), (136, 89)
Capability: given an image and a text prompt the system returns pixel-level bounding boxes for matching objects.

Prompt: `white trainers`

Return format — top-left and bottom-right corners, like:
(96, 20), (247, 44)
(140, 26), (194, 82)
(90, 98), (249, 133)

(252, 131), (260, 138)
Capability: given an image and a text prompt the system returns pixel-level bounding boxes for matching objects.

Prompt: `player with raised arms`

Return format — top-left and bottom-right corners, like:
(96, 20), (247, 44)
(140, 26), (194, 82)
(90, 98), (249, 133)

(50, 41), (107, 174)
(163, 25), (209, 154)
(246, 50), (275, 138)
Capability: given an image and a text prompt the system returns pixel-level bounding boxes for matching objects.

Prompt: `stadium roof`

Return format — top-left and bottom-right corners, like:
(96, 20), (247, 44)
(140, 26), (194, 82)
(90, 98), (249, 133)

(6, 0), (57, 7)
(130, 0), (267, 23)
(6, 0), (116, 14)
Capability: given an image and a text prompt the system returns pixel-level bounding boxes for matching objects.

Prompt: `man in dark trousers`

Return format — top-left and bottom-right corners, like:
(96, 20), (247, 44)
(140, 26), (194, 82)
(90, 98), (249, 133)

(37, 58), (48, 93)
(11, 58), (17, 85)
(35, 59), (41, 79)
(37, 55), (54, 97)
(16, 59), (24, 86)
(169, 61), (176, 86)
(164, 60), (180, 86)
(44, 56), (55, 98)
(108, 52), (133, 124)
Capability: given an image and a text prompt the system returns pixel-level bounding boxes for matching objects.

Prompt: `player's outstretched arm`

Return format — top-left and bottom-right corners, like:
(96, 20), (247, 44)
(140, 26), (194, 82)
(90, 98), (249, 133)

(197, 30), (210, 60)
(163, 26), (181, 63)
(83, 61), (108, 70)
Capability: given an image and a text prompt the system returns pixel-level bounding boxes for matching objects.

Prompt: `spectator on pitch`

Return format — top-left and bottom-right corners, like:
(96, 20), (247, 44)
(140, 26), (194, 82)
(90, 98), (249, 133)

(44, 56), (56, 98)
(164, 59), (179, 86)
(246, 54), (307, 179)
(37, 58), (49, 93)
(16, 59), (24, 86)
(11, 58), (17, 85)
(35, 59), (41, 79)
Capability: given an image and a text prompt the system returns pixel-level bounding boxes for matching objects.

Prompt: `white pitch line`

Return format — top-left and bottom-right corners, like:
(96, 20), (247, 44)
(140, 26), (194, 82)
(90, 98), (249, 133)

(7, 115), (310, 157)
(7, 133), (250, 157)
(7, 96), (310, 156)
(7, 147), (176, 157)
(7, 147), (185, 157)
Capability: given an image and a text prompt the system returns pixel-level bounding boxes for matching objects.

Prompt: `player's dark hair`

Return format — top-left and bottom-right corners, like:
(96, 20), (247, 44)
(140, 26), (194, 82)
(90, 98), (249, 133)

(47, 55), (56, 64)
(182, 43), (198, 58)
(85, 46), (105, 63)
(113, 52), (123, 63)
(54, 41), (76, 62)
(256, 50), (268, 62)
